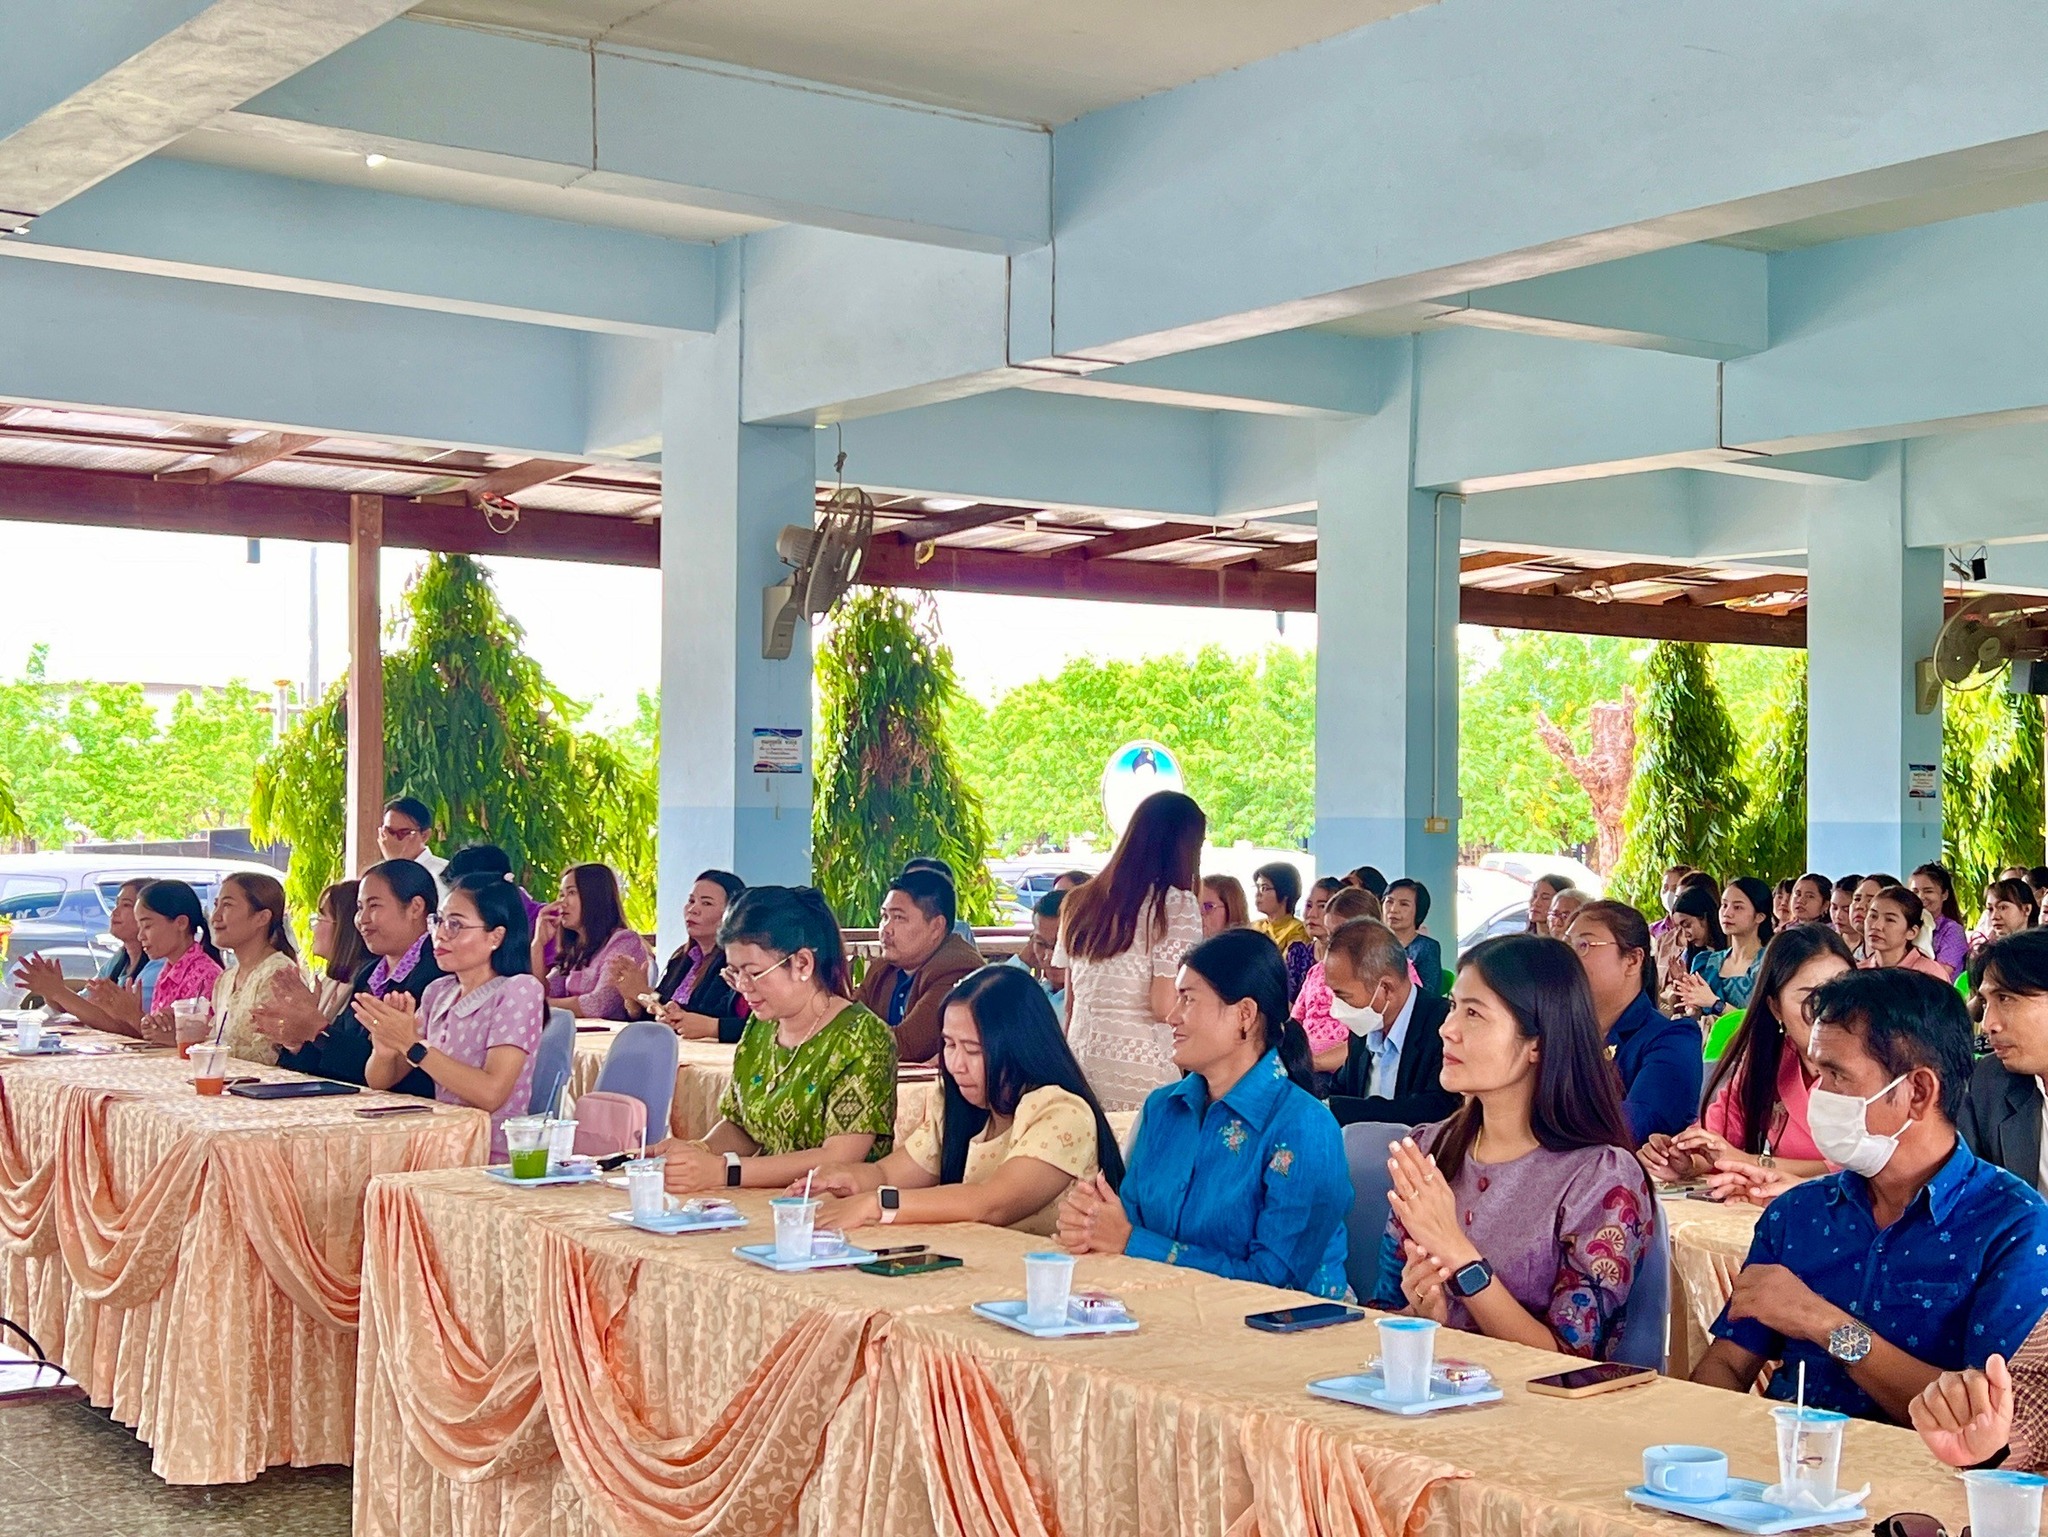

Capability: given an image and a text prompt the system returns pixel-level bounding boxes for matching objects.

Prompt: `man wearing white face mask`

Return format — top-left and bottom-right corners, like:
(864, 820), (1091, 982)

(1693, 969), (2048, 1423)
(1321, 918), (1458, 1127)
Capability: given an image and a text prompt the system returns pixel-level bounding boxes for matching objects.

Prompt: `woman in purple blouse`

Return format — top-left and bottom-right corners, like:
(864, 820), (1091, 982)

(1373, 932), (1651, 1360)
(532, 862), (650, 1020)
(1909, 862), (1971, 980)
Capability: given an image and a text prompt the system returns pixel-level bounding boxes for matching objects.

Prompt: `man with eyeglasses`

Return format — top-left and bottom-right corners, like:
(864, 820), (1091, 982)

(377, 795), (449, 894)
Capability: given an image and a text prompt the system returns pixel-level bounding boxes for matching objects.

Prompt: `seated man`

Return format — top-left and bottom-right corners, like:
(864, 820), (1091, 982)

(1692, 969), (2048, 1422)
(1004, 888), (1068, 1016)
(378, 794), (448, 892)
(857, 868), (983, 1064)
(1960, 928), (2048, 1192)
(1320, 916), (1459, 1127)
(903, 855), (979, 944)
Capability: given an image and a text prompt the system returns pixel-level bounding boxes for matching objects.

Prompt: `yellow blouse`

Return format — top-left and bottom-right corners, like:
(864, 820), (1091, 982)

(901, 1082), (1100, 1235)
(209, 949), (297, 1066)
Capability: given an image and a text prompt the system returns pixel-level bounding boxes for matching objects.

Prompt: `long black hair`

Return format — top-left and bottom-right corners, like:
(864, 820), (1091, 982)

(450, 872), (533, 979)
(1061, 791), (1205, 962)
(137, 879), (223, 966)
(1178, 928), (1313, 1090)
(1433, 934), (1638, 1180)
(1671, 882), (1727, 954)
(717, 886), (851, 997)
(557, 862), (628, 973)
(1912, 862), (1966, 926)
(1726, 876), (1776, 946)
(1701, 923), (1855, 1155)
(1573, 899), (1659, 1003)
(936, 965), (1125, 1191)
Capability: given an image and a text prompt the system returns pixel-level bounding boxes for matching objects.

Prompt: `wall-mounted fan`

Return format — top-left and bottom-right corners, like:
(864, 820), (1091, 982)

(762, 483), (874, 659)
(1915, 595), (2048, 712)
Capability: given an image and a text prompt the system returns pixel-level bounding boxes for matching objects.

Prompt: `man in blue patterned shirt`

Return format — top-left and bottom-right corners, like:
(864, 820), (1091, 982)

(1694, 969), (2048, 1422)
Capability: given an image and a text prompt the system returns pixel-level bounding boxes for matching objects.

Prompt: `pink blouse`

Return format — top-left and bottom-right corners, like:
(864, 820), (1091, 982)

(547, 926), (652, 1021)
(419, 973), (545, 1157)
(1703, 1038), (1825, 1163)
(149, 944), (224, 1016)
(1862, 947), (1951, 981)
(1291, 962), (1348, 1054)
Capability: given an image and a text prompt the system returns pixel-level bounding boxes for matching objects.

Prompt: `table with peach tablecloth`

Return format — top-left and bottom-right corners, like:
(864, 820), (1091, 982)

(352, 1167), (1211, 1537)
(1659, 1192), (1763, 1373)
(0, 1048), (488, 1483)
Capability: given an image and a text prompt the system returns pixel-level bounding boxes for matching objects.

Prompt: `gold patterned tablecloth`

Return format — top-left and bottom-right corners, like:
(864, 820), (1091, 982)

(1659, 1193), (1764, 1373)
(0, 1047), (488, 1484)
(354, 1171), (1962, 1537)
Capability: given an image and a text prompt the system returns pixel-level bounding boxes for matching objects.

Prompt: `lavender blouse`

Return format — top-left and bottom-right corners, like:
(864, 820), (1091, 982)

(418, 972), (545, 1157)
(1374, 1121), (1652, 1358)
(546, 925), (651, 1021)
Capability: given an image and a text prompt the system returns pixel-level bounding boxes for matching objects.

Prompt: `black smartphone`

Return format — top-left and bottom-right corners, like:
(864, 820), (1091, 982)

(1244, 1303), (1367, 1334)
(354, 1104), (432, 1119)
(856, 1253), (963, 1277)
(1524, 1362), (1656, 1399)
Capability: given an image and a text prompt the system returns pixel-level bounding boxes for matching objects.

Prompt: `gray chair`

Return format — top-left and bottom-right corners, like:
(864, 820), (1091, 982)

(526, 1007), (576, 1116)
(1610, 1196), (1672, 1372)
(1340, 1121), (1408, 1305)
(594, 1020), (680, 1134)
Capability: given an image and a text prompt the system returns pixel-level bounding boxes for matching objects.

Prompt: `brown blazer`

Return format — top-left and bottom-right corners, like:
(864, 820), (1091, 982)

(857, 933), (985, 1064)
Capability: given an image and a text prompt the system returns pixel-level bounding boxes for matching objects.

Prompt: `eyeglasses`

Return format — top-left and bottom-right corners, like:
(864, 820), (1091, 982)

(1874, 1516), (1964, 1537)
(1199, 900), (1223, 915)
(427, 914), (483, 937)
(1568, 936), (1618, 957)
(721, 954), (794, 989)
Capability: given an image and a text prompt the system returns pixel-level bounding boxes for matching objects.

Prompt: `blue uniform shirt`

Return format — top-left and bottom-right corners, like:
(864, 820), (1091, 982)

(1711, 1139), (2048, 1419)
(1608, 990), (1702, 1141)
(1120, 1048), (1352, 1298)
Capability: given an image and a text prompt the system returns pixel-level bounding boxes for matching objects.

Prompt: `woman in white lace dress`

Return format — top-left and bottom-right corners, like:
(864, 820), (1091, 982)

(1053, 792), (1207, 1112)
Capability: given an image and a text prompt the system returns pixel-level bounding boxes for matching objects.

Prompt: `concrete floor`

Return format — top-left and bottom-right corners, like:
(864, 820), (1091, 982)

(0, 1397), (350, 1536)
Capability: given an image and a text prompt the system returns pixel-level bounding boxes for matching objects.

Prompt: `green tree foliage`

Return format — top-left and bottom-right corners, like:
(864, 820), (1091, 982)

(1458, 633), (1641, 855)
(0, 644), (273, 844)
(1612, 642), (1750, 906)
(814, 591), (997, 925)
(1942, 676), (2044, 911)
(948, 646), (1316, 854)
(252, 555), (656, 927)
(1728, 652), (1808, 882)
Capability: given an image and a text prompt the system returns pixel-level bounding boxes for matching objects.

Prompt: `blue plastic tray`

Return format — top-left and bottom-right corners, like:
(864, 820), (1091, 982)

(732, 1241), (877, 1273)
(1625, 1477), (1866, 1534)
(482, 1165), (601, 1188)
(1307, 1372), (1503, 1415)
(972, 1299), (1140, 1338)
(606, 1208), (747, 1235)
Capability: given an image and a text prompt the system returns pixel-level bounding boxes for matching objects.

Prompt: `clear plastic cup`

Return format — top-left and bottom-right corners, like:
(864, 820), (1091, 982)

(1964, 1470), (2048, 1537)
(546, 1118), (578, 1174)
(1771, 1406), (1847, 1505)
(1023, 1251), (1077, 1329)
(14, 1013), (43, 1053)
(189, 1041), (231, 1095)
(503, 1115), (551, 1179)
(771, 1197), (819, 1262)
(1376, 1317), (1440, 1403)
(171, 998), (212, 1058)
(624, 1156), (666, 1222)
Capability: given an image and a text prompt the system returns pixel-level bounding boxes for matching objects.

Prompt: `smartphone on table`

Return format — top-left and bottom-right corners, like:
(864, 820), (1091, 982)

(1524, 1362), (1656, 1399)
(1244, 1303), (1366, 1334)
(857, 1252), (963, 1277)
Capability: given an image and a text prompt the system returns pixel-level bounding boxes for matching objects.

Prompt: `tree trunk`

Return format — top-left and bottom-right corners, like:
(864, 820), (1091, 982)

(1536, 690), (1638, 875)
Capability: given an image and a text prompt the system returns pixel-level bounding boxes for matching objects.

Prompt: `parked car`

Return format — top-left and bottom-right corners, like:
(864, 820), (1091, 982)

(0, 853), (278, 1007)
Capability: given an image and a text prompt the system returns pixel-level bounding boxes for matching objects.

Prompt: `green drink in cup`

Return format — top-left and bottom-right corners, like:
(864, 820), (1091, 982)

(504, 1116), (551, 1179)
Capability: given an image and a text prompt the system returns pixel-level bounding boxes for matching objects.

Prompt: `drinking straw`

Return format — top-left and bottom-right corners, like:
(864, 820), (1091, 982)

(1796, 1359), (1806, 1417)
(802, 1168), (814, 1202)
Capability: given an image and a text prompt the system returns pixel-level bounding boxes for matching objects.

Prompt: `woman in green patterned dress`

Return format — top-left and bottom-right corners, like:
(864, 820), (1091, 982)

(658, 886), (898, 1193)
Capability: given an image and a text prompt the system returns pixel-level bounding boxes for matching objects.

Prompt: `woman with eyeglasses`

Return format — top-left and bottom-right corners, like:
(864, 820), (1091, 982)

(654, 886), (897, 1194)
(1251, 861), (1316, 1001)
(357, 872), (544, 1158)
(1565, 899), (1702, 1140)
(1198, 874), (1248, 938)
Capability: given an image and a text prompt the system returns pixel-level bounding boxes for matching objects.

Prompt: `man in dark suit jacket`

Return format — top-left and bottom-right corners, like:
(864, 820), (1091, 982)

(1959, 929), (2048, 1193)
(857, 868), (984, 1064)
(1960, 1052), (2043, 1192)
(1321, 916), (1460, 1128)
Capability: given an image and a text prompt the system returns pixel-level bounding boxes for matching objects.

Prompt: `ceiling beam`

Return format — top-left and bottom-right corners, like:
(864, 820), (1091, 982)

(1460, 588), (1805, 648)
(1514, 561), (1692, 597)
(157, 431), (322, 484)
(878, 506), (1019, 544)
(1666, 571), (1808, 606)
(1080, 521), (1216, 560)
(415, 457), (587, 507)
(1459, 550), (1534, 574)
(1253, 541), (1318, 571)
(862, 533), (1312, 612)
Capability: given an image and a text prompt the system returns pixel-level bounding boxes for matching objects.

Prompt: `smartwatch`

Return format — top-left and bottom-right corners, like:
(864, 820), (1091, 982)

(723, 1151), (743, 1188)
(1446, 1257), (1494, 1299)
(878, 1186), (901, 1224)
(405, 1041), (429, 1066)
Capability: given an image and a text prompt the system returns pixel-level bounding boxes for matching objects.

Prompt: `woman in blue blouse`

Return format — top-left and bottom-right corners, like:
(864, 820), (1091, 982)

(1056, 927), (1352, 1297)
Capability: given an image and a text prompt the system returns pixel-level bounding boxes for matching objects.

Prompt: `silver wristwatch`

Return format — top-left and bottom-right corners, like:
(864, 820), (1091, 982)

(1827, 1320), (1872, 1364)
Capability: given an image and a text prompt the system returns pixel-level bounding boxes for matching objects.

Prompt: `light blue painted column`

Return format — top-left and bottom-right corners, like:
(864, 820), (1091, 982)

(656, 257), (814, 948)
(1805, 445), (1943, 876)
(1313, 338), (1461, 912)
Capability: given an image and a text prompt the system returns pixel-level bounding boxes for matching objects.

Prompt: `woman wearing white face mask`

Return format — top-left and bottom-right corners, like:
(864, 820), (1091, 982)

(1321, 916), (1460, 1127)
(1292, 885), (1383, 1074)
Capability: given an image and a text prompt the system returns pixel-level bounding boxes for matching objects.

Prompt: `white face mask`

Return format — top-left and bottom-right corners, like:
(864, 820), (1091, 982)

(1807, 1073), (1909, 1176)
(1328, 981), (1387, 1039)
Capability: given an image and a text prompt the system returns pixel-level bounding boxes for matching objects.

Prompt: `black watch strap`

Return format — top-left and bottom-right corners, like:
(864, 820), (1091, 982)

(1447, 1257), (1494, 1299)
(405, 1040), (429, 1066)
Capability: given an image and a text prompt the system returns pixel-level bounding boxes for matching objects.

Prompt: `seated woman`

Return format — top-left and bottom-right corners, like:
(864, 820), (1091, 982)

(79, 879), (224, 1043)
(1910, 862), (1972, 979)
(613, 868), (750, 1041)
(1251, 861), (1316, 1001)
(358, 873), (544, 1157)
(1056, 928), (1352, 1297)
(1294, 885), (1383, 1074)
(1657, 882), (1727, 1010)
(1384, 878), (1444, 996)
(1567, 899), (1703, 1140)
(533, 862), (650, 1020)
(1672, 876), (1773, 1022)
(1373, 932), (1651, 1359)
(207, 872), (302, 1065)
(1198, 873), (1249, 938)
(655, 886), (897, 1193)
(1980, 877), (2039, 951)
(1640, 922), (1856, 1189)
(10, 877), (163, 1027)
(1862, 883), (1953, 979)
(804, 964), (1123, 1236)
(309, 880), (370, 1021)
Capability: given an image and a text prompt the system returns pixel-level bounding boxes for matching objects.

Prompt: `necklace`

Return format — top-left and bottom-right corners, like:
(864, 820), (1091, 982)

(760, 991), (838, 1098)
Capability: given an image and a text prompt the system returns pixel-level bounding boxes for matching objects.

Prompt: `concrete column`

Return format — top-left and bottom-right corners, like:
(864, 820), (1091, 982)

(656, 258), (815, 945)
(1806, 444), (1943, 876)
(1313, 338), (1461, 912)
(343, 492), (384, 876)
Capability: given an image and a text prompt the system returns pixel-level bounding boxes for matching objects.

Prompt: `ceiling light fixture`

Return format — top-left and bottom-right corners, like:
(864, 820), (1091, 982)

(364, 153), (388, 169)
